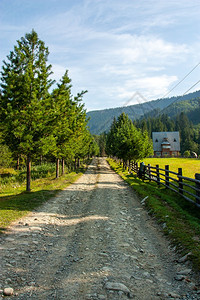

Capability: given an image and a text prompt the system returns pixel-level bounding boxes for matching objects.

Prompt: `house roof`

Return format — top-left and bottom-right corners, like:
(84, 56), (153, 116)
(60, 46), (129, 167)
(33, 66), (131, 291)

(152, 132), (180, 152)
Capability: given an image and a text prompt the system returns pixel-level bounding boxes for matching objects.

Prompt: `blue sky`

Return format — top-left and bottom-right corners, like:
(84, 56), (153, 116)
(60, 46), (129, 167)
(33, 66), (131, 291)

(0, 0), (200, 111)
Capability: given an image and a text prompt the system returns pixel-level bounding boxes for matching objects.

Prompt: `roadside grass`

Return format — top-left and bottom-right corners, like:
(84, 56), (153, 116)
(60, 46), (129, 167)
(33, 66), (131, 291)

(0, 167), (85, 234)
(108, 158), (200, 271)
(0, 163), (56, 194)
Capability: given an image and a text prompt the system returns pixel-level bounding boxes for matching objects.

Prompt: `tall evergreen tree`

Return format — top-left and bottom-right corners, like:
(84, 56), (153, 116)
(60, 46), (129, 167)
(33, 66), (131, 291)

(50, 70), (73, 178)
(106, 113), (153, 166)
(0, 30), (54, 191)
(106, 117), (118, 157)
(51, 71), (89, 177)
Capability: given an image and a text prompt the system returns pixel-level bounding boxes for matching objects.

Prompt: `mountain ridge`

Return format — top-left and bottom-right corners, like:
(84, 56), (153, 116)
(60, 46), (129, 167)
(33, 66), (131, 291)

(87, 90), (200, 134)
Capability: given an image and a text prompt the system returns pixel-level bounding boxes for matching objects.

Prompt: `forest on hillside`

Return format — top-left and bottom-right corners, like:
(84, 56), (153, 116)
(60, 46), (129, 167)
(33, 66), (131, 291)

(89, 93), (200, 156)
(94, 100), (200, 157)
(87, 91), (200, 135)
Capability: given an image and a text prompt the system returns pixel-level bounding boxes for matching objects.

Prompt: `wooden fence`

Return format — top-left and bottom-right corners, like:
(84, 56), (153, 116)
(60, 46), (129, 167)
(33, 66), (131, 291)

(130, 161), (200, 208)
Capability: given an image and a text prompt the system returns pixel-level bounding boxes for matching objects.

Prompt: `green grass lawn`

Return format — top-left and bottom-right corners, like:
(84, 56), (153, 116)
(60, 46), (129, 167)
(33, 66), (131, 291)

(108, 158), (200, 271)
(141, 158), (200, 179)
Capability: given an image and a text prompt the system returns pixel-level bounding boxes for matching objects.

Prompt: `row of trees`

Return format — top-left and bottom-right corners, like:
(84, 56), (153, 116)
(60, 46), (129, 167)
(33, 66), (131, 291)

(134, 112), (200, 155)
(106, 113), (153, 167)
(0, 30), (98, 191)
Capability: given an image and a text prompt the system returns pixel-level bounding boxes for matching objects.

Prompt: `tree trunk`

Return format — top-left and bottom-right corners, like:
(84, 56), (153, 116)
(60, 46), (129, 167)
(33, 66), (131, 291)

(74, 158), (77, 170)
(123, 160), (127, 170)
(26, 154), (31, 192)
(77, 157), (80, 168)
(62, 158), (65, 176)
(16, 155), (20, 170)
(56, 158), (59, 179)
(123, 160), (125, 169)
(128, 160), (131, 172)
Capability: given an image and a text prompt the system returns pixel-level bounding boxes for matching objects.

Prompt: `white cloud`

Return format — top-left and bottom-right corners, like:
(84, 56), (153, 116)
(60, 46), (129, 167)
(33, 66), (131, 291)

(126, 75), (178, 98)
(99, 75), (178, 107)
(35, 0), (200, 110)
(1, 0), (200, 111)
(112, 35), (189, 65)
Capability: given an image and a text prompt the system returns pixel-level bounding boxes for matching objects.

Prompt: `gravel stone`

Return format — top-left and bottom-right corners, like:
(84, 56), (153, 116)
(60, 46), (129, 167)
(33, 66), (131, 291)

(0, 158), (199, 299)
(3, 287), (14, 296)
(105, 282), (130, 294)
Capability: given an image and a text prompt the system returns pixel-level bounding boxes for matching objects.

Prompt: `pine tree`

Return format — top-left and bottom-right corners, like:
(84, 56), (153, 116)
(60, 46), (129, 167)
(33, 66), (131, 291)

(0, 30), (54, 191)
(106, 113), (153, 166)
(51, 71), (88, 177)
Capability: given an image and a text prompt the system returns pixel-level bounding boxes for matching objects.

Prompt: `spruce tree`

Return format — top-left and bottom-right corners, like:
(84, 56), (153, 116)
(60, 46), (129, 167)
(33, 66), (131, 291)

(51, 71), (88, 177)
(106, 113), (153, 165)
(0, 30), (54, 191)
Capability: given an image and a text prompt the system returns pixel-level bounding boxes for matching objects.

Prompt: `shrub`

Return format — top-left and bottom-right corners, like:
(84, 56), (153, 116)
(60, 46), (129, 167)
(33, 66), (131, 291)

(183, 150), (190, 158)
(0, 144), (13, 167)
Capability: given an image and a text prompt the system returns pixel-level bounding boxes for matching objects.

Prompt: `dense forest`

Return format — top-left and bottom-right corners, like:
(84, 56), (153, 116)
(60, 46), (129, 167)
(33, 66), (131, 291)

(0, 30), (99, 191)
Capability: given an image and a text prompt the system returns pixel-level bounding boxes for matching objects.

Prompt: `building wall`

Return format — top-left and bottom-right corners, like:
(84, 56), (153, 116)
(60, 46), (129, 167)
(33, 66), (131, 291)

(152, 132), (180, 157)
(154, 150), (179, 157)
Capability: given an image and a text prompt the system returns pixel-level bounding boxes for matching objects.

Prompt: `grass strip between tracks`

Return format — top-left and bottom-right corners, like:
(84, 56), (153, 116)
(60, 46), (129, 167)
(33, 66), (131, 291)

(108, 158), (200, 271)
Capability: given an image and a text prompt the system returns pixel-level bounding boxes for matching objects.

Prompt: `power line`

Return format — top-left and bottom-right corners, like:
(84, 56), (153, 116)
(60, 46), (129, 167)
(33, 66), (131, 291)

(161, 61), (200, 99)
(123, 91), (155, 115)
(123, 61), (200, 121)
(136, 61), (200, 120)
(90, 63), (200, 134)
(182, 79), (200, 95)
(164, 79), (200, 109)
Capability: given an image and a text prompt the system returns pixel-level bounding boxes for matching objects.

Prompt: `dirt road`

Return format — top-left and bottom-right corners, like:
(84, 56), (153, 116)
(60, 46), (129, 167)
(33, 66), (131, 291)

(0, 158), (199, 299)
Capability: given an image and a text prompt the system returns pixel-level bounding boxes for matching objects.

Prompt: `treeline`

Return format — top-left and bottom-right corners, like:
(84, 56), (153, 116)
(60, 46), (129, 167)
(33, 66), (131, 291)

(105, 113), (153, 167)
(0, 30), (99, 191)
(134, 112), (200, 155)
(87, 91), (200, 135)
(163, 97), (200, 122)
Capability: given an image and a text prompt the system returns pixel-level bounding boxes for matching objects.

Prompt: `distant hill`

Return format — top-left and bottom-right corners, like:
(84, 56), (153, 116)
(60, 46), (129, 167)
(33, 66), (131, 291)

(87, 90), (200, 134)
(161, 97), (200, 124)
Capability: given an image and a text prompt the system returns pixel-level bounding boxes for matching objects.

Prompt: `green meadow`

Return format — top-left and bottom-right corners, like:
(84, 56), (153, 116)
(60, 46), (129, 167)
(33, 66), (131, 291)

(140, 158), (200, 179)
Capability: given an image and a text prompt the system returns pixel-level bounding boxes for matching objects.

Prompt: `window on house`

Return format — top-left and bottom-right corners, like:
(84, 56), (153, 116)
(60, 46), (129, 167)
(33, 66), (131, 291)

(155, 139), (158, 142)
(174, 138), (177, 142)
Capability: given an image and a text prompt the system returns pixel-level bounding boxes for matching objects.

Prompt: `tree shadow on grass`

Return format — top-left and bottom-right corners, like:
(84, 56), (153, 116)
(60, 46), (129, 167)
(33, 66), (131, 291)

(0, 189), (64, 234)
(0, 189), (62, 212)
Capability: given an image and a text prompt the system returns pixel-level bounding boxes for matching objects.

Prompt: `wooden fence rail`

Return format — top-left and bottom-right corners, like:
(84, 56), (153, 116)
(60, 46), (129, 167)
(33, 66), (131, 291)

(130, 161), (200, 208)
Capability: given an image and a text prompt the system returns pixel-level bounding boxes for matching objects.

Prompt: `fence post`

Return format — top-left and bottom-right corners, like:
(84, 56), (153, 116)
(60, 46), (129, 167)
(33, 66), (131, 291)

(195, 173), (200, 204)
(136, 162), (138, 174)
(178, 168), (183, 195)
(130, 161), (133, 171)
(156, 164), (160, 186)
(148, 164), (151, 181)
(128, 160), (131, 172)
(165, 165), (169, 187)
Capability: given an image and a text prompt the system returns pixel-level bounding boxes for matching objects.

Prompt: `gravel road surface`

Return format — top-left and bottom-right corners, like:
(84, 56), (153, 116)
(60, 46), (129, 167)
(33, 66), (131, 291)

(0, 158), (199, 299)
